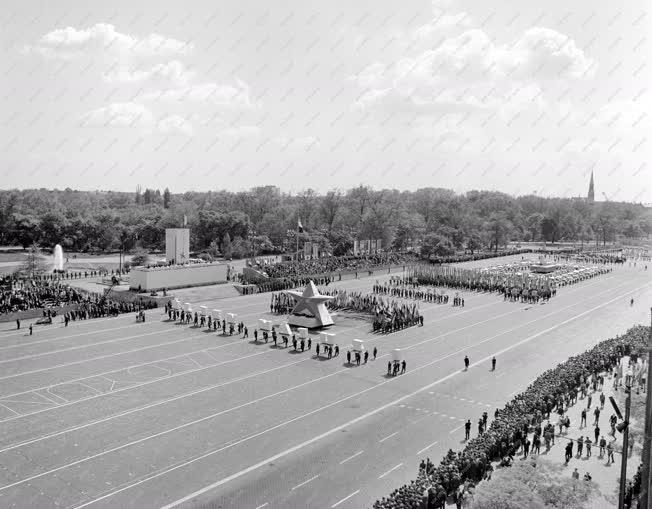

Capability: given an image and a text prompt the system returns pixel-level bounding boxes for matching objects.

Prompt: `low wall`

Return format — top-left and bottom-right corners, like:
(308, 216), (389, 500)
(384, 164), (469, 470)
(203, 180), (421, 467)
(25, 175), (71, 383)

(129, 263), (228, 291)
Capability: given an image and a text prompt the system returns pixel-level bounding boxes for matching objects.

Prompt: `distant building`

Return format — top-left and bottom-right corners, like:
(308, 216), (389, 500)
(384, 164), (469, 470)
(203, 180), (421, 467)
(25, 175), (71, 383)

(587, 171), (595, 203)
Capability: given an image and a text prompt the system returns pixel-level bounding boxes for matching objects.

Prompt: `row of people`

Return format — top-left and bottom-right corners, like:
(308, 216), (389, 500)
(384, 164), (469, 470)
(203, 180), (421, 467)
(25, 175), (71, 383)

(373, 325), (650, 508)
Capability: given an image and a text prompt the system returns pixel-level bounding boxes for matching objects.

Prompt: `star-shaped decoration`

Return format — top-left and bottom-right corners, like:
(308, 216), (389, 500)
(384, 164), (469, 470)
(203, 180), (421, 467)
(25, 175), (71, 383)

(285, 281), (334, 327)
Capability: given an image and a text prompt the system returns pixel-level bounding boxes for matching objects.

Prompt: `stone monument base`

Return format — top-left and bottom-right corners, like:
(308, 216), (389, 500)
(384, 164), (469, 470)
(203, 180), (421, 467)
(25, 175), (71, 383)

(287, 313), (335, 329)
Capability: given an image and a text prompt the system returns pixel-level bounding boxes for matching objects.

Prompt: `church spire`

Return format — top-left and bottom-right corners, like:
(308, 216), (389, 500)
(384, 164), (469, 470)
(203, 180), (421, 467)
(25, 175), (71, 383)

(587, 170), (595, 203)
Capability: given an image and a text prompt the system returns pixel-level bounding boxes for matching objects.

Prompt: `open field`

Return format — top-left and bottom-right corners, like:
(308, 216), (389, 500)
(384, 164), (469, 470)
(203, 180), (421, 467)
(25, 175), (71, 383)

(0, 261), (649, 508)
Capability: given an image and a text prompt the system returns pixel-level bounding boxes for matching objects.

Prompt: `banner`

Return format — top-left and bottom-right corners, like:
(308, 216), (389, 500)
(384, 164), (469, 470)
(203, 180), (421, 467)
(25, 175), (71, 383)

(376, 239), (382, 252)
(353, 240), (360, 256)
(312, 243), (319, 259)
(371, 239), (377, 253)
(304, 242), (312, 260)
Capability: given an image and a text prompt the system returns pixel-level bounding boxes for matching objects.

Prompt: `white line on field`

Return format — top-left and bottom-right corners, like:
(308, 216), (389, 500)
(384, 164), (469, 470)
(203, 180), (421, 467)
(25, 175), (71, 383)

(378, 463), (403, 479)
(416, 440), (438, 456)
(290, 474), (319, 491)
(331, 490), (360, 508)
(339, 450), (363, 465)
(378, 431), (398, 443)
(449, 424), (465, 435)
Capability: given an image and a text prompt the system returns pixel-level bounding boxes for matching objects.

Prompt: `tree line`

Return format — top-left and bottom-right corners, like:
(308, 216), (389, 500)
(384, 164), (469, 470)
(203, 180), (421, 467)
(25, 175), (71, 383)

(0, 186), (649, 259)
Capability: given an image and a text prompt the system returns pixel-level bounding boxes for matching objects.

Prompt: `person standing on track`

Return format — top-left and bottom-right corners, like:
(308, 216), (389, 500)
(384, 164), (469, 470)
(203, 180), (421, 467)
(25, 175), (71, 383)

(465, 419), (471, 440)
(491, 356), (496, 371)
(373, 347), (378, 360)
(464, 356), (470, 371)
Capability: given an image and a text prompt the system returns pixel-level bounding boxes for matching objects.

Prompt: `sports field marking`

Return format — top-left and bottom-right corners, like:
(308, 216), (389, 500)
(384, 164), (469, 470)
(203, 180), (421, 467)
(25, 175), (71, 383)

(339, 450), (364, 465)
(331, 490), (360, 508)
(0, 331), (236, 382)
(378, 463), (403, 479)
(0, 329), (174, 365)
(416, 440), (438, 456)
(378, 431), (398, 443)
(290, 474), (319, 491)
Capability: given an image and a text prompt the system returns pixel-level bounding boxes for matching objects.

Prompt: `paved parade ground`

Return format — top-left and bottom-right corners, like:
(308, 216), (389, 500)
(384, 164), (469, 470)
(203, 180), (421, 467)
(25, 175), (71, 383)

(0, 259), (650, 508)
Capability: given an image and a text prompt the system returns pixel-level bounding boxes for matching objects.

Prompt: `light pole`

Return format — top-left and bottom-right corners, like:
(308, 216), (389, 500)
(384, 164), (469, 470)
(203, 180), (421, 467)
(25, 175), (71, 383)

(640, 309), (652, 509)
(619, 385), (632, 509)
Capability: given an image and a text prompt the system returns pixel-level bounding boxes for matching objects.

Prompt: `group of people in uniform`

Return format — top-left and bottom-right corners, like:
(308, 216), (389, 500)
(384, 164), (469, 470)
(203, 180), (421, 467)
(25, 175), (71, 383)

(163, 302), (246, 336)
(317, 288), (424, 333)
(251, 274), (338, 295)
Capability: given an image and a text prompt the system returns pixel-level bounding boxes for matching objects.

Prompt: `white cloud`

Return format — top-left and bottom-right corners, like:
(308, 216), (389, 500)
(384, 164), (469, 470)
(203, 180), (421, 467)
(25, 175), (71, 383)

(272, 135), (320, 150)
(25, 23), (193, 60)
(103, 60), (194, 85)
(81, 102), (154, 129)
(508, 27), (595, 80)
(157, 115), (193, 135)
(222, 125), (261, 138)
(589, 101), (650, 131)
(141, 80), (255, 110)
(412, 12), (473, 48)
(353, 27), (595, 112)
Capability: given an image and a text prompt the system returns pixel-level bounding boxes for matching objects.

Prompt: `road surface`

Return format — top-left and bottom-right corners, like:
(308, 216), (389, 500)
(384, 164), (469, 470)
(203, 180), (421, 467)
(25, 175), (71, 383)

(0, 263), (648, 508)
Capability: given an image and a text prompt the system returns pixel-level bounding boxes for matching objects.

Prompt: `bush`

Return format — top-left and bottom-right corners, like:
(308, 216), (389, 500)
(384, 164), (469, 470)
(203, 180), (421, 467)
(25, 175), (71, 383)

(130, 249), (150, 267)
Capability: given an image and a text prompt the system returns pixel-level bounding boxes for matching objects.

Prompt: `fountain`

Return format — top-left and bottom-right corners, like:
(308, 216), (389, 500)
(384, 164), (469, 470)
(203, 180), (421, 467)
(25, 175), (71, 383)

(52, 244), (64, 272)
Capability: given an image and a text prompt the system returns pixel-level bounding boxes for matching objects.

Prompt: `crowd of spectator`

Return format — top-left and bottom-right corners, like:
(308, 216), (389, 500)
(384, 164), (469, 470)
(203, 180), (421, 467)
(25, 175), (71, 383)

(373, 325), (650, 509)
(256, 253), (420, 279)
(0, 279), (86, 314)
(1, 275), (156, 319)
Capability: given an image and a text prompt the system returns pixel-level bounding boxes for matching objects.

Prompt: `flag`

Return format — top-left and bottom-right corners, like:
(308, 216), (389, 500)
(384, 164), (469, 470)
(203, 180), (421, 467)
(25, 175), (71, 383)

(297, 219), (303, 233)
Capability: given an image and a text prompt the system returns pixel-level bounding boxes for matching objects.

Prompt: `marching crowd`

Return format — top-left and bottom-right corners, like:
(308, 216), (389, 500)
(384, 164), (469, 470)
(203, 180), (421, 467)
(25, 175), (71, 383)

(320, 288), (424, 332)
(373, 325), (650, 509)
(400, 265), (557, 304)
(267, 287), (424, 333)
(249, 275), (337, 295)
(62, 296), (157, 324)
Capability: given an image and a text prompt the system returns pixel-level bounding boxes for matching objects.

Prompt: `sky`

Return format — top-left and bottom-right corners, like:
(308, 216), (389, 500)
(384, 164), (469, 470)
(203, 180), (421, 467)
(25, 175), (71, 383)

(0, 0), (650, 202)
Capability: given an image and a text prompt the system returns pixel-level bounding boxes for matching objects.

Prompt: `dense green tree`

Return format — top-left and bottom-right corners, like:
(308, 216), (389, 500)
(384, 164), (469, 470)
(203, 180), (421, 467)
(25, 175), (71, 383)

(0, 187), (648, 257)
(130, 248), (150, 267)
(420, 233), (455, 258)
(483, 213), (513, 252)
(221, 232), (232, 260)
